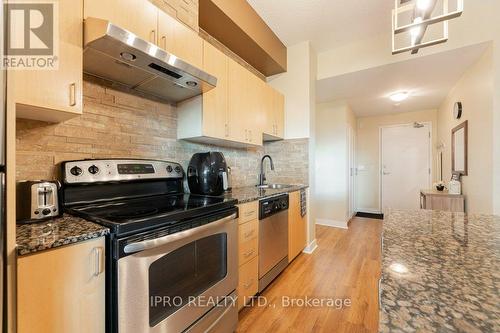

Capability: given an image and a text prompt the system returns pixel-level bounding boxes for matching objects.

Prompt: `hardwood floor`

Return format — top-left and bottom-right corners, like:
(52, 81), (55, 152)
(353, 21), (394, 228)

(237, 217), (382, 333)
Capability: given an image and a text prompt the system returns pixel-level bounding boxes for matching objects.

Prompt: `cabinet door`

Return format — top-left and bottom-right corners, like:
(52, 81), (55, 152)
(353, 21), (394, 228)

(18, 238), (105, 333)
(246, 72), (264, 145)
(227, 59), (249, 143)
(288, 191), (307, 261)
(84, 0), (158, 43)
(14, 0), (83, 121)
(201, 42), (228, 139)
(273, 89), (285, 138)
(262, 84), (275, 135)
(157, 10), (203, 68)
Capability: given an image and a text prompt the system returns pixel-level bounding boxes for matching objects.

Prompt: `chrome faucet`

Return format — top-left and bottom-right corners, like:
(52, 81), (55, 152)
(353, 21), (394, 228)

(259, 155), (275, 186)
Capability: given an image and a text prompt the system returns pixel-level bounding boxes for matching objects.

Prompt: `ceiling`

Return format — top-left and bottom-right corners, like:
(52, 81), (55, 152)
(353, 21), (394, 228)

(247, 0), (393, 51)
(316, 43), (489, 117)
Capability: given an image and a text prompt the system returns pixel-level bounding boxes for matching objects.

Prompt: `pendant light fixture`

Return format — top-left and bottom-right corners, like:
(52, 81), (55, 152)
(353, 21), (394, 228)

(392, 0), (464, 55)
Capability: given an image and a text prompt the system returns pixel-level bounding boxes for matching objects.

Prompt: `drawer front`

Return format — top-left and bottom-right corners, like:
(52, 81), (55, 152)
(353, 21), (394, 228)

(237, 256), (258, 310)
(239, 237), (258, 266)
(239, 219), (258, 244)
(238, 201), (258, 224)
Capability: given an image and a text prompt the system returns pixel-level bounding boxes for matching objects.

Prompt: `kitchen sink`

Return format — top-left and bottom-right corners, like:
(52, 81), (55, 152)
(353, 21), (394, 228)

(256, 184), (293, 189)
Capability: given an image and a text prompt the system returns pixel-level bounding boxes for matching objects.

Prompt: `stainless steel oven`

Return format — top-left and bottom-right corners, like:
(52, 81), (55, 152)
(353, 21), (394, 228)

(116, 210), (238, 333)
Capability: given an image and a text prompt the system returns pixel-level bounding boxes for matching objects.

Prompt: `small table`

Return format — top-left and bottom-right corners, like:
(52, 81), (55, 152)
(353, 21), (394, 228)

(420, 189), (465, 212)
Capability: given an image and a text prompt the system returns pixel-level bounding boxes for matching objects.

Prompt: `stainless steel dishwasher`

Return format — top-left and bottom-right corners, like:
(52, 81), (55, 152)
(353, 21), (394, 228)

(258, 194), (289, 292)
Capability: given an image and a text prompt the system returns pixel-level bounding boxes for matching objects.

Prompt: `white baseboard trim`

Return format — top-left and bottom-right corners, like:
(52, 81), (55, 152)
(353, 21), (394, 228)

(302, 239), (318, 254)
(356, 208), (383, 214)
(316, 218), (348, 229)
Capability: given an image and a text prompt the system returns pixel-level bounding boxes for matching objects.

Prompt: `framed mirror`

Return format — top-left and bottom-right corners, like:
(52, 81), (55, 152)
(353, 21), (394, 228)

(452, 120), (468, 175)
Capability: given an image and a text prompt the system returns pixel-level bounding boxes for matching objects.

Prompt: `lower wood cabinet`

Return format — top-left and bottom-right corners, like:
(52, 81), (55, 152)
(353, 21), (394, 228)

(17, 237), (105, 333)
(237, 201), (259, 310)
(288, 191), (307, 262)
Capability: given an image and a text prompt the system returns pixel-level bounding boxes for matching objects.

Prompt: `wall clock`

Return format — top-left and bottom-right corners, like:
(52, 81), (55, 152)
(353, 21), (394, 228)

(453, 102), (462, 119)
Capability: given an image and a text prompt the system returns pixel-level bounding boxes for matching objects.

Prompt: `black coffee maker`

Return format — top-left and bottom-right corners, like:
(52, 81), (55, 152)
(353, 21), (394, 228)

(187, 152), (229, 196)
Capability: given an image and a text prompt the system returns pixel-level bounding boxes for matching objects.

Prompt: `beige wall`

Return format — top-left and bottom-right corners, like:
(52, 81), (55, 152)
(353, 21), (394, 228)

(314, 101), (355, 226)
(356, 109), (438, 212)
(437, 46), (494, 214)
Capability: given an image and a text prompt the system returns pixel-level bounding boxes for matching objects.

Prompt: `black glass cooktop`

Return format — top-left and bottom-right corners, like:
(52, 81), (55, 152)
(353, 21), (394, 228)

(68, 194), (237, 236)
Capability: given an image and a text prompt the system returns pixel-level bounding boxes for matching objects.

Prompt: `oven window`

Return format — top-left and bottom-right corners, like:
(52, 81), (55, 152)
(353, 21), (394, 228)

(149, 233), (227, 327)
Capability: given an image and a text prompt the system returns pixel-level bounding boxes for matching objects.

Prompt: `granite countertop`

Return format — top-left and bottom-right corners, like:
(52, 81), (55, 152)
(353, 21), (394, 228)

(17, 214), (109, 256)
(224, 184), (308, 204)
(379, 209), (500, 333)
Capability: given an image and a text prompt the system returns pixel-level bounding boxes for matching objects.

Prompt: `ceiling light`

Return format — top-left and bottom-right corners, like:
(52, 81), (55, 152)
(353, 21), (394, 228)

(389, 92), (409, 102)
(416, 0), (432, 11)
(410, 17), (423, 45)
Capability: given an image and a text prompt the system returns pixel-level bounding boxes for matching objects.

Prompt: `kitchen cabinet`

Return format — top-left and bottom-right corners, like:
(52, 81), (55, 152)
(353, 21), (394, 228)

(263, 85), (285, 140)
(150, 0), (199, 31)
(18, 237), (105, 333)
(85, 0), (158, 43)
(157, 9), (203, 68)
(14, 0), (83, 122)
(288, 191), (307, 262)
(237, 201), (259, 310)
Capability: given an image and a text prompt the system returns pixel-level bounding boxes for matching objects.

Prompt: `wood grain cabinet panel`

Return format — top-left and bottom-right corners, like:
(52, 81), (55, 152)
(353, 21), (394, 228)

(237, 256), (258, 310)
(18, 238), (105, 333)
(238, 201), (259, 224)
(85, 0), (158, 43)
(288, 191), (307, 262)
(14, 0), (83, 122)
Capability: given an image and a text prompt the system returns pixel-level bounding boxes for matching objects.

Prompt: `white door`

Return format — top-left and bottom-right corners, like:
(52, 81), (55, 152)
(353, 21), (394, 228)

(381, 123), (431, 211)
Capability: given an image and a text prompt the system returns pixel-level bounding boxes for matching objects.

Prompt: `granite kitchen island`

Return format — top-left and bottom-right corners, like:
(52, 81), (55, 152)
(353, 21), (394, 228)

(379, 210), (500, 332)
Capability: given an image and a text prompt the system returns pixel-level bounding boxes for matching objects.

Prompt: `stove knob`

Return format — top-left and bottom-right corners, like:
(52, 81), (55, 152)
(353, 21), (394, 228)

(88, 165), (99, 175)
(70, 166), (83, 176)
(280, 201), (287, 209)
(42, 208), (51, 215)
(166, 165), (173, 173)
(174, 166), (182, 173)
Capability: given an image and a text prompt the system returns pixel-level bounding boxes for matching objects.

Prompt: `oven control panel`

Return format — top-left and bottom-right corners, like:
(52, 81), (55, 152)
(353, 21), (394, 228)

(62, 159), (184, 184)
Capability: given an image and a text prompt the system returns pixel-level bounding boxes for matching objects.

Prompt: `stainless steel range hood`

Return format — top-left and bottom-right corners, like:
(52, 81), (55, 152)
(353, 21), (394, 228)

(83, 18), (217, 103)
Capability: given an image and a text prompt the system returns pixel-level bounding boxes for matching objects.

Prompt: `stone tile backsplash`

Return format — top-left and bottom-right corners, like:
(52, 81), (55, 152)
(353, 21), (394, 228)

(16, 80), (309, 188)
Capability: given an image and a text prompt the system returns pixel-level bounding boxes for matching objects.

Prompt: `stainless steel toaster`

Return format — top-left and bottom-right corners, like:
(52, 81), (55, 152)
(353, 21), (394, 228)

(17, 180), (61, 222)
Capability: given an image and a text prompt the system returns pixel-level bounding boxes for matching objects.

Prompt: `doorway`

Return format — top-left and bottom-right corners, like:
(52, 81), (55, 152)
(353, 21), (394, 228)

(380, 122), (431, 211)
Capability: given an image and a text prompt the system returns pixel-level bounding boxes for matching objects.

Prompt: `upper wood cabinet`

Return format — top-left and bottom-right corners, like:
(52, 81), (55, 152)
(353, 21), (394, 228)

(262, 85), (284, 140)
(14, 0), (83, 122)
(157, 10), (203, 68)
(201, 42), (228, 140)
(288, 190), (307, 262)
(84, 0), (158, 43)
(18, 238), (105, 333)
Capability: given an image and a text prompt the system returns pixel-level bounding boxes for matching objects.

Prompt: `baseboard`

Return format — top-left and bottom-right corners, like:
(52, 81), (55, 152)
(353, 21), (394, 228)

(302, 239), (318, 254)
(315, 218), (348, 229)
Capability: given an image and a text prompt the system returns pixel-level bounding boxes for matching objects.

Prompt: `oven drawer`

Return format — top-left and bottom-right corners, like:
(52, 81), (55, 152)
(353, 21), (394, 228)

(238, 201), (258, 224)
(237, 256), (258, 310)
(238, 237), (258, 266)
(238, 218), (258, 243)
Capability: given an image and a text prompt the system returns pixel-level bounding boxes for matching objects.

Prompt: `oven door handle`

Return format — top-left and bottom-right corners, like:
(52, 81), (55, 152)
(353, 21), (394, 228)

(123, 213), (237, 254)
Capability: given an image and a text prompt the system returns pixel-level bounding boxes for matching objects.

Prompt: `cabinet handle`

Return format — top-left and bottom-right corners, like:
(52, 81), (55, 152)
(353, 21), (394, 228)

(69, 83), (76, 106)
(245, 129), (248, 141)
(243, 278), (255, 289)
(150, 30), (157, 43)
(225, 124), (229, 137)
(93, 247), (104, 277)
(244, 230), (255, 238)
(161, 35), (167, 49)
(244, 210), (255, 217)
(243, 249), (255, 258)
(249, 130), (252, 142)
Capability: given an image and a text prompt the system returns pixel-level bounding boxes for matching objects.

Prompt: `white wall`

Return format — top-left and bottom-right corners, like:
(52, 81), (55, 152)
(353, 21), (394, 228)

(356, 109), (438, 213)
(437, 46), (494, 214)
(314, 101), (355, 228)
(268, 41), (315, 139)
